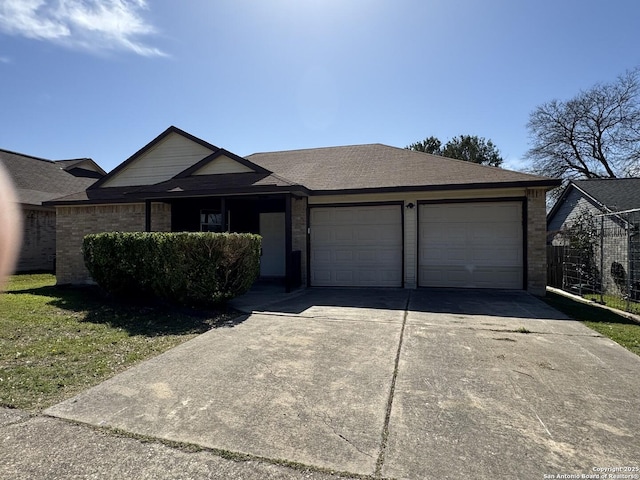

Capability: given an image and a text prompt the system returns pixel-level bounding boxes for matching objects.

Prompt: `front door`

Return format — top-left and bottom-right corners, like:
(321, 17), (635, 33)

(259, 212), (286, 277)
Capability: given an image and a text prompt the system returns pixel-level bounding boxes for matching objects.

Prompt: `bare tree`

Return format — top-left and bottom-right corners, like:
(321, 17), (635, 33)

(526, 68), (640, 179)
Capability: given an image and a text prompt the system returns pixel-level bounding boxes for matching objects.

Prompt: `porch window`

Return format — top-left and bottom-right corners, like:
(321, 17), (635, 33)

(200, 210), (223, 232)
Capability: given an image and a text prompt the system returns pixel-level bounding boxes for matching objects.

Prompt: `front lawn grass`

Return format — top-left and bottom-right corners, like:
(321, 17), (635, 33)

(543, 291), (640, 357)
(583, 293), (640, 315)
(0, 274), (238, 412)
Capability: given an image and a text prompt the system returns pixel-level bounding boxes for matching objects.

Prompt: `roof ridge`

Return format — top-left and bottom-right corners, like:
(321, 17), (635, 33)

(247, 142), (387, 156)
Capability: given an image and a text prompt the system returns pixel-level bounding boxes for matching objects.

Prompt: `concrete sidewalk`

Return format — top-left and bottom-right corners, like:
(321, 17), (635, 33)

(0, 408), (352, 480)
(3, 288), (640, 479)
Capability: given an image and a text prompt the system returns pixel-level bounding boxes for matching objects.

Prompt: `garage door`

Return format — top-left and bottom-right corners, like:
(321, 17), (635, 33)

(310, 205), (402, 287)
(419, 202), (523, 289)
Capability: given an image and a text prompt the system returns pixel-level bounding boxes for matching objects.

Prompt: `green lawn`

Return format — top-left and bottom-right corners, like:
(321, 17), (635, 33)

(543, 291), (640, 357)
(583, 293), (640, 315)
(0, 274), (237, 411)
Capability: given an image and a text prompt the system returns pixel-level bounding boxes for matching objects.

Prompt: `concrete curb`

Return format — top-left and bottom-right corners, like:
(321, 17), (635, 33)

(547, 286), (640, 324)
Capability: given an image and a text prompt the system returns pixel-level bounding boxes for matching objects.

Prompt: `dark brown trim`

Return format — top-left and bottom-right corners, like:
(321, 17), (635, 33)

(418, 196), (526, 206)
(416, 197), (527, 290)
(309, 201), (404, 209)
(307, 201), (405, 288)
(220, 197), (227, 232)
(46, 186), (311, 206)
(144, 200), (151, 232)
(310, 180), (560, 197)
(307, 203), (314, 287)
(90, 126), (219, 189)
(137, 185), (311, 200)
(174, 149), (271, 179)
(285, 194), (293, 293)
(522, 198), (528, 290)
(400, 202), (405, 288)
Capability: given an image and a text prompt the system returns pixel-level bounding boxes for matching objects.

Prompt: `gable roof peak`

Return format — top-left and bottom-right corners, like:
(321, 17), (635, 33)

(90, 125), (220, 189)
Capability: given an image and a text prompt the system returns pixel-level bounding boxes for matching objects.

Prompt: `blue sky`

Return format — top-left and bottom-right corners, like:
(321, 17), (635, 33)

(1, 0), (639, 173)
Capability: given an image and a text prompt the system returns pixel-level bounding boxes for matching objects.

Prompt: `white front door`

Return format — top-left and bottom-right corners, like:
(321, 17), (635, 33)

(259, 212), (286, 277)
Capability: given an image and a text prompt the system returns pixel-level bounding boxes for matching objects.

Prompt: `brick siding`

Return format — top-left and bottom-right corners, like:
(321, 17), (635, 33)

(17, 207), (56, 272)
(55, 202), (171, 284)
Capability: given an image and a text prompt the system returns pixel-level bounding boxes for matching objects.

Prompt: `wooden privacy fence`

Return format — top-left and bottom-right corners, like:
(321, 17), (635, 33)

(547, 245), (564, 288)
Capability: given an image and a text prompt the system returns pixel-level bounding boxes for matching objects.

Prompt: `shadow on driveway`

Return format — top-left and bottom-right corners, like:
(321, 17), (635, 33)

(259, 287), (571, 321)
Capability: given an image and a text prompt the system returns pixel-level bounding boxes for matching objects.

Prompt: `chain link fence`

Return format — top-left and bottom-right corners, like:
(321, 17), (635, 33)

(548, 209), (640, 315)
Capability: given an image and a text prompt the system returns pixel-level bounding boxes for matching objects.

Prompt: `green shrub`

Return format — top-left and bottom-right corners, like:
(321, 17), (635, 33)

(83, 232), (261, 306)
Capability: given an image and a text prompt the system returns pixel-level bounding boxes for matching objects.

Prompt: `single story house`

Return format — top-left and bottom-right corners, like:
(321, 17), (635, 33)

(0, 148), (105, 272)
(547, 178), (640, 295)
(48, 126), (559, 295)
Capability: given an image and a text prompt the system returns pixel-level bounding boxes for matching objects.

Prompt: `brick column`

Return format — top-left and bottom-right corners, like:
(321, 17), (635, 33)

(526, 189), (548, 296)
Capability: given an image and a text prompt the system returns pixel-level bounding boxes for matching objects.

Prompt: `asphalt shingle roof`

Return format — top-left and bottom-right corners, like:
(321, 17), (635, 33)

(46, 136), (560, 206)
(0, 149), (100, 206)
(246, 144), (554, 192)
(573, 178), (640, 212)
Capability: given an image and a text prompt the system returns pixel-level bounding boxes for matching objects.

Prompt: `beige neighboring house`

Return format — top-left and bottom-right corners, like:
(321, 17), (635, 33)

(0, 149), (105, 272)
(48, 126), (560, 294)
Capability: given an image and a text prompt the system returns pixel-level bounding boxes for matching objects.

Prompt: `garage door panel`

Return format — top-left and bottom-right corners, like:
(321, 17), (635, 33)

(419, 202), (523, 289)
(334, 270), (354, 283)
(473, 267), (522, 289)
(334, 249), (354, 262)
(312, 226), (333, 243)
(312, 210), (334, 223)
(310, 205), (402, 287)
(333, 226), (356, 242)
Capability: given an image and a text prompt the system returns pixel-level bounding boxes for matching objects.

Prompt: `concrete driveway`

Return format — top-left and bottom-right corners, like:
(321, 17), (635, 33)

(44, 289), (640, 479)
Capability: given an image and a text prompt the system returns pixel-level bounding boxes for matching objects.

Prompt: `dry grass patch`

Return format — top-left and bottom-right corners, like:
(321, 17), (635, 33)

(0, 274), (239, 411)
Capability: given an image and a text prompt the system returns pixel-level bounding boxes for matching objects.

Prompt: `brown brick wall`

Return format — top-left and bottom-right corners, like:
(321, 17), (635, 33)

(17, 207), (56, 272)
(526, 188), (548, 296)
(291, 196), (308, 286)
(55, 202), (171, 284)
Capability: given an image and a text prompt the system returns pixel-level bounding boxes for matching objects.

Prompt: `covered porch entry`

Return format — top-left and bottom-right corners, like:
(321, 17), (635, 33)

(143, 194), (303, 292)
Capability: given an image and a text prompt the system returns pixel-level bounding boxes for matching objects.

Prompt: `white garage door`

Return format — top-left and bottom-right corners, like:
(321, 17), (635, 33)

(419, 202), (523, 289)
(310, 205), (403, 287)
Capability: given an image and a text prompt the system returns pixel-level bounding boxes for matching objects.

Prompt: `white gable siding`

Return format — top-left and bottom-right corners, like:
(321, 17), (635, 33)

(101, 133), (214, 187)
(193, 155), (254, 175)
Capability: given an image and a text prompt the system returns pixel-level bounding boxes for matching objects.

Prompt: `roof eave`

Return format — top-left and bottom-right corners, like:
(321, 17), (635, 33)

(45, 185), (311, 206)
(135, 185), (311, 200)
(310, 179), (561, 196)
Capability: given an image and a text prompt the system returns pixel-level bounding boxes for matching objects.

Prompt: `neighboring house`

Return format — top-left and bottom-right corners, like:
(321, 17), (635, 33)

(48, 126), (559, 294)
(0, 149), (105, 272)
(547, 178), (640, 295)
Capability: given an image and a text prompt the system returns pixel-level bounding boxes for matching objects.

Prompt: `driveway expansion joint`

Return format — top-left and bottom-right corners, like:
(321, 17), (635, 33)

(374, 291), (410, 477)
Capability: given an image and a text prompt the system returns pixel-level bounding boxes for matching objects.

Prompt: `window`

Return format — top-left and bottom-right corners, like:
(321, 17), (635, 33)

(200, 210), (223, 232)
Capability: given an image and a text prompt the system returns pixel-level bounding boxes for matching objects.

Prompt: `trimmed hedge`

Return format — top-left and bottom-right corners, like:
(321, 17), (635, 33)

(83, 232), (261, 306)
